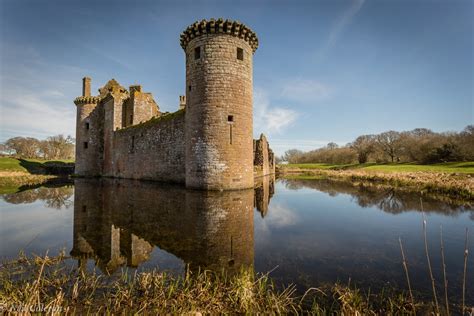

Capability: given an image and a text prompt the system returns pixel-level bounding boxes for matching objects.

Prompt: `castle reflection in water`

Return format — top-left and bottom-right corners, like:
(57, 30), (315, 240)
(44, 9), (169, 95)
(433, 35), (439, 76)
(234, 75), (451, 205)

(70, 176), (274, 274)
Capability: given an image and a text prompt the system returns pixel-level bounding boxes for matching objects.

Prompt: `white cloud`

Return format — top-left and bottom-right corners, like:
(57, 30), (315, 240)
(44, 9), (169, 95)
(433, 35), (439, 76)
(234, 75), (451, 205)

(0, 42), (83, 141)
(280, 79), (332, 103)
(254, 88), (298, 136)
(0, 88), (76, 140)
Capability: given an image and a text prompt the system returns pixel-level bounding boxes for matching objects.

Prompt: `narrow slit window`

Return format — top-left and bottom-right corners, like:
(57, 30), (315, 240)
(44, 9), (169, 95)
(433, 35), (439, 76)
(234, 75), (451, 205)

(194, 46), (201, 60)
(85, 122), (90, 130)
(237, 47), (244, 60)
(189, 85), (192, 91)
(229, 125), (233, 145)
(82, 205), (87, 212)
(130, 114), (133, 124)
(131, 136), (135, 152)
(83, 142), (88, 149)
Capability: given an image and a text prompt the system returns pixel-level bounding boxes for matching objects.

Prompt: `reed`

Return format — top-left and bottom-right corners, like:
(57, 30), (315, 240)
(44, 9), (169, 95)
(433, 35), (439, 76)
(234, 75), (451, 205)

(440, 225), (450, 316)
(399, 237), (416, 315)
(0, 252), (420, 314)
(421, 199), (440, 315)
(462, 227), (469, 315)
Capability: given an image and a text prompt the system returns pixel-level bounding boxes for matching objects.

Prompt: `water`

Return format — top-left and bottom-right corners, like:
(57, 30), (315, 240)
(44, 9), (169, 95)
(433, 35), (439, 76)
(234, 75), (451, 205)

(0, 177), (472, 304)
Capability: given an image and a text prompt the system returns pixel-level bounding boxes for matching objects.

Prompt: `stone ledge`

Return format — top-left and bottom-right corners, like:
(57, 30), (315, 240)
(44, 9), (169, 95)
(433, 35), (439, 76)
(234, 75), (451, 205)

(180, 18), (258, 53)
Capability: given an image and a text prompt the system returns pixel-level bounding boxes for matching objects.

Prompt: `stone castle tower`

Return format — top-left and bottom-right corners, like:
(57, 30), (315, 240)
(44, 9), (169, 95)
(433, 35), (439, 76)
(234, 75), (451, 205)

(181, 19), (258, 190)
(73, 19), (273, 190)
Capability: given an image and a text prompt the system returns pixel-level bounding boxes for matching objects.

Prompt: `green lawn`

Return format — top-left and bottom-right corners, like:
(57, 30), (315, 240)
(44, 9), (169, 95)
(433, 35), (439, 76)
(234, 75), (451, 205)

(280, 162), (474, 174)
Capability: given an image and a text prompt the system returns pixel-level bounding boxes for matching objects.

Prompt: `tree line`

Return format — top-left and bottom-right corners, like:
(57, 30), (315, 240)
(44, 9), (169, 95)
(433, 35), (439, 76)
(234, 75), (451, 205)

(0, 135), (75, 160)
(281, 125), (474, 164)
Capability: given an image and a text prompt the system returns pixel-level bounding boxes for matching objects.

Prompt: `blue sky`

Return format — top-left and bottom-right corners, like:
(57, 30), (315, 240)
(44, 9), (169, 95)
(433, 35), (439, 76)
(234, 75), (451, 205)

(0, 0), (472, 155)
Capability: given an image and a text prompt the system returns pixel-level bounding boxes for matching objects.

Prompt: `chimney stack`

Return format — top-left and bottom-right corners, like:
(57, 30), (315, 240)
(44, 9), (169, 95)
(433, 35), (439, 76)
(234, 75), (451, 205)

(82, 77), (91, 96)
(179, 95), (186, 110)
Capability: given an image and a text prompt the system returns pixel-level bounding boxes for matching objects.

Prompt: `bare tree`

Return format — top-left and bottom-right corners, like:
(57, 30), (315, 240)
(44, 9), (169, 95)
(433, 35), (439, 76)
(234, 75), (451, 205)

(283, 149), (304, 163)
(376, 131), (402, 162)
(40, 134), (75, 160)
(351, 135), (375, 163)
(4, 137), (41, 158)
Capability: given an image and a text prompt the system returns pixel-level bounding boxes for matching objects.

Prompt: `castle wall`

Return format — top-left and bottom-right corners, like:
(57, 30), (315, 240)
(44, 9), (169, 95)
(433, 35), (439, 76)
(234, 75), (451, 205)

(110, 111), (186, 183)
(122, 88), (159, 128)
(184, 34), (254, 190)
(74, 99), (104, 176)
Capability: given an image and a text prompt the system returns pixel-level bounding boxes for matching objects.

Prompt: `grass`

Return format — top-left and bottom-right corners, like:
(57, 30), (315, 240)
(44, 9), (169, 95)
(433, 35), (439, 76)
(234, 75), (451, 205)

(281, 162), (474, 174)
(0, 252), (422, 314)
(0, 157), (74, 194)
(0, 173), (56, 194)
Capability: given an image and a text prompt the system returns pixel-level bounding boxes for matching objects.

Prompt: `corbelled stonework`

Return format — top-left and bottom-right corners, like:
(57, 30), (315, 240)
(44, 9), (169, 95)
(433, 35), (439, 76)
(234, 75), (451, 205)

(74, 19), (274, 190)
(180, 18), (258, 53)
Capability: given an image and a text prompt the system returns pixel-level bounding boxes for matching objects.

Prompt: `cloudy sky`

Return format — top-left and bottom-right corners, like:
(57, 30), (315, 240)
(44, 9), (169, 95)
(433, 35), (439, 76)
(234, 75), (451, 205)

(0, 0), (472, 155)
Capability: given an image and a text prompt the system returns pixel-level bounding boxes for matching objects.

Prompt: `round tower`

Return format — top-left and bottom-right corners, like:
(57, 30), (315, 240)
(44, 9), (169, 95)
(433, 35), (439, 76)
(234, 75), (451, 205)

(74, 77), (103, 176)
(181, 19), (259, 190)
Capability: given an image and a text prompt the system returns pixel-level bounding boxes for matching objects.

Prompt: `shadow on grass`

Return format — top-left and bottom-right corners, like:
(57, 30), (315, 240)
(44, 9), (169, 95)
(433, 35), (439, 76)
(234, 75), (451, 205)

(18, 159), (74, 175)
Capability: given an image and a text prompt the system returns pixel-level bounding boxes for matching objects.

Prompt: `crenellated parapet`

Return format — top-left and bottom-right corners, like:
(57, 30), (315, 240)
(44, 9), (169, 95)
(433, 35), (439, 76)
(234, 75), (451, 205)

(180, 18), (259, 53)
(74, 96), (101, 106)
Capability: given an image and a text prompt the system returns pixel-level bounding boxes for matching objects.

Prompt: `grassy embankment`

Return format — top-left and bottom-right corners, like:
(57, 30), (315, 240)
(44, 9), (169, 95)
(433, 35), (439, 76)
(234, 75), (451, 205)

(0, 252), (433, 314)
(0, 157), (74, 194)
(278, 162), (474, 201)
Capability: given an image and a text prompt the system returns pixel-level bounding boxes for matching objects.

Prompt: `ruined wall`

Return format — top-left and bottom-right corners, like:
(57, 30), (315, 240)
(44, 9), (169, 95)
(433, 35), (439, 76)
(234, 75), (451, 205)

(110, 111), (186, 183)
(122, 86), (160, 128)
(254, 134), (275, 177)
(183, 21), (256, 190)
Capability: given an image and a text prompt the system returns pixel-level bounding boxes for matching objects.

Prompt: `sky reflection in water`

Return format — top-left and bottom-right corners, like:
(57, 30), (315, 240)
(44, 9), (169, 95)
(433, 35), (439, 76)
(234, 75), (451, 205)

(0, 178), (472, 303)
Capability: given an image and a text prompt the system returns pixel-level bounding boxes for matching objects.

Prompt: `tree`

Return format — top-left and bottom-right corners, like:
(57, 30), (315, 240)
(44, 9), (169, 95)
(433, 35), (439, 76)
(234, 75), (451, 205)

(351, 135), (375, 163)
(4, 137), (41, 158)
(283, 149), (303, 163)
(375, 131), (402, 162)
(40, 135), (75, 160)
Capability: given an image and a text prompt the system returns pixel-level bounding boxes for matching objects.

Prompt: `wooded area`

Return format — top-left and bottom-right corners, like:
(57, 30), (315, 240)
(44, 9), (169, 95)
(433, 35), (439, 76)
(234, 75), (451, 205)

(281, 125), (474, 164)
(0, 135), (75, 160)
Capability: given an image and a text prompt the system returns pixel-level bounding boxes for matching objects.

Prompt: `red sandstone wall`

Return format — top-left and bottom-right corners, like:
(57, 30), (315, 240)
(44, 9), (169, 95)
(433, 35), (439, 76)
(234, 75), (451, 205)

(111, 111), (186, 183)
(184, 34), (254, 190)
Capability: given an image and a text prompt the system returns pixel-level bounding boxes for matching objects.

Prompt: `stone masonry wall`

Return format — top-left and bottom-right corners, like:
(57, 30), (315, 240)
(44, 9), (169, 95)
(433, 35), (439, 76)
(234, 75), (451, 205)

(122, 87), (160, 128)
(254, 134), (275, 178)
(185, 34), (254, 190)
(110, 111), (186, 183)
(74, 98), (104, 176)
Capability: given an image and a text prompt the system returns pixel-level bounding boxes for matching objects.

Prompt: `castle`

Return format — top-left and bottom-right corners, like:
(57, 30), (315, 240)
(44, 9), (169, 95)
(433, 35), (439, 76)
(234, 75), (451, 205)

(74, 19), (275, 190)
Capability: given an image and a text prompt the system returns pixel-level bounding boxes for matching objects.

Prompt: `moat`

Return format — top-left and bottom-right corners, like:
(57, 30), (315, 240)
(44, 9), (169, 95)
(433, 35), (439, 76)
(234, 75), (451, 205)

(0, 177), (472, 305)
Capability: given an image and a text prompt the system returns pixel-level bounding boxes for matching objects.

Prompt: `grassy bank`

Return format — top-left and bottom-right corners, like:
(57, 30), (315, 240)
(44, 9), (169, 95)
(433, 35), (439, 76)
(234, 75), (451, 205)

(0, 253), (429, 314)
(0, 157), (74, 194)
(278, 162), (474, 202)
(281, 162), (474, 174)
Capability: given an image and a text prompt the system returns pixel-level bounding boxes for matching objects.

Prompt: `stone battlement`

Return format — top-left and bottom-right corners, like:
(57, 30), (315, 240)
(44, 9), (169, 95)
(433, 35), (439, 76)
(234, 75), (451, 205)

(180, 18), (259, 53)
(74, 96), (101, 105)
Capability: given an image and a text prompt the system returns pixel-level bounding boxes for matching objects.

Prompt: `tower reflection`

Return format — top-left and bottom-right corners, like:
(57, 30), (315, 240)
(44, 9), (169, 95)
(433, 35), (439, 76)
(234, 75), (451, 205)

(70, 177), (273, 274)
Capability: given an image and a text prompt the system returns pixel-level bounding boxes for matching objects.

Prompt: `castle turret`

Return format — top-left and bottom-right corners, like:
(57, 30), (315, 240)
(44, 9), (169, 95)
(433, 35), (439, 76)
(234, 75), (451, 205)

(181, 19), (259, 190)
(74, 77), (103, 176)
